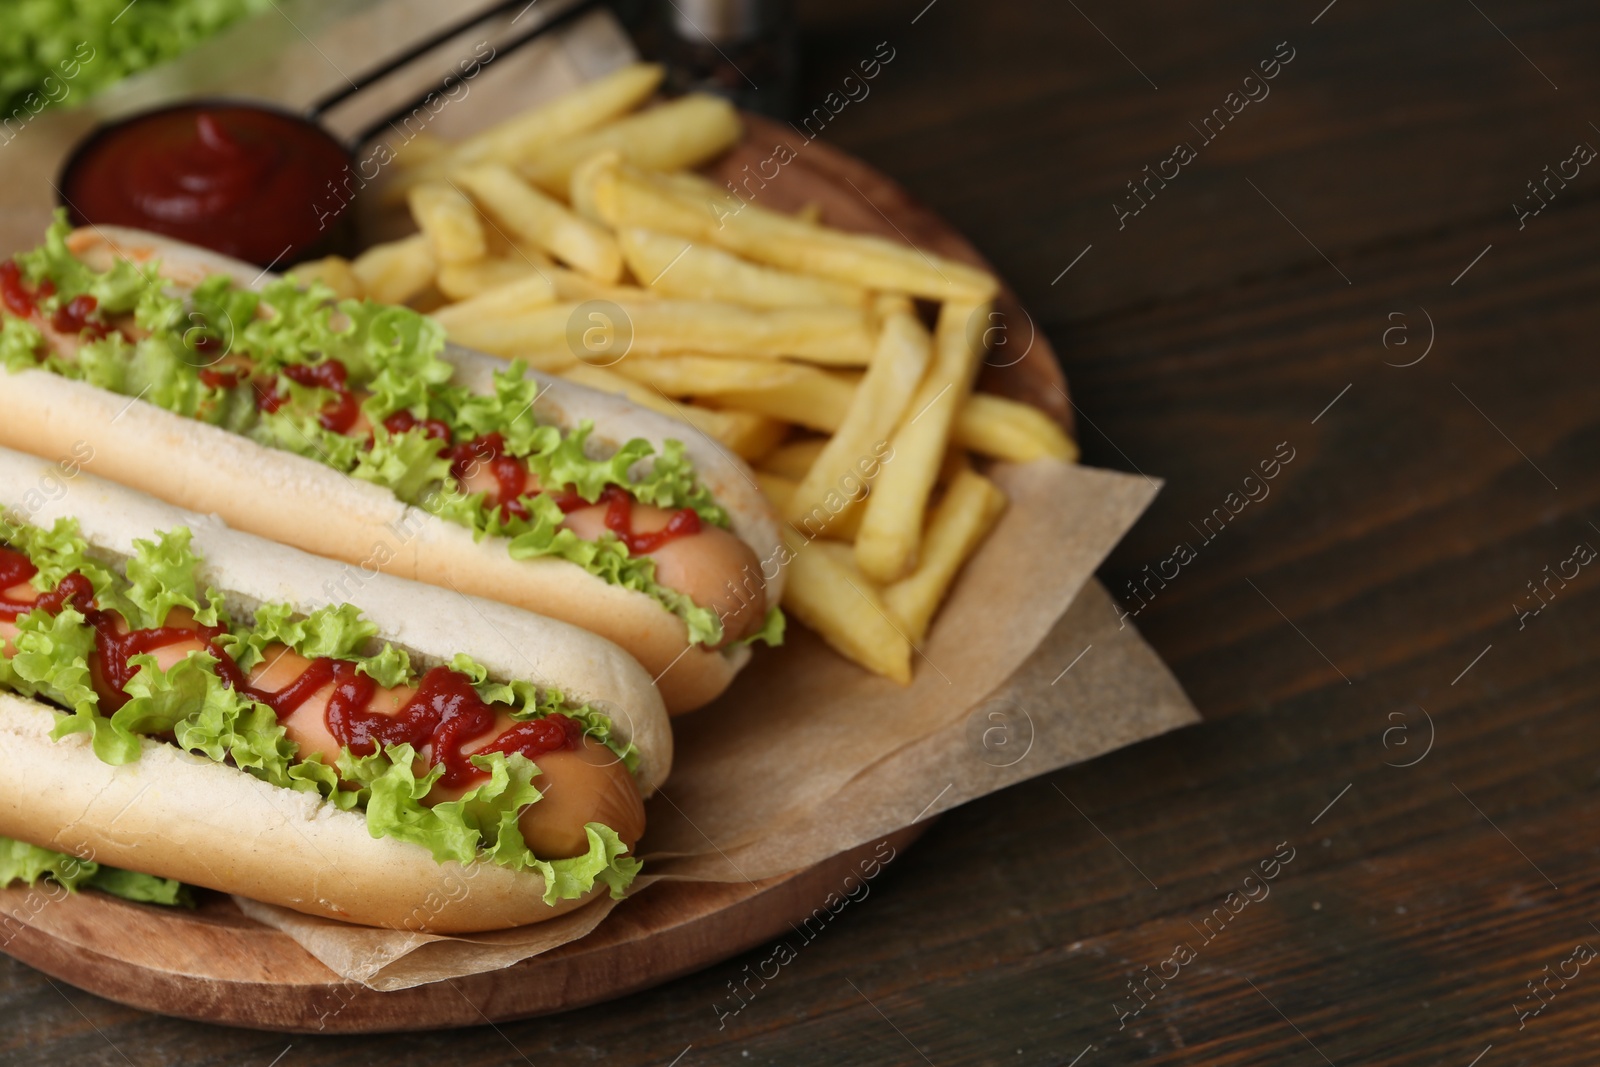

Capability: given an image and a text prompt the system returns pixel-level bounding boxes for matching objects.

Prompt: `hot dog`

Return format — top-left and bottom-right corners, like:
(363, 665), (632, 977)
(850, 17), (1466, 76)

(0, 446), (670, 932)
(0, 217), (785, 714)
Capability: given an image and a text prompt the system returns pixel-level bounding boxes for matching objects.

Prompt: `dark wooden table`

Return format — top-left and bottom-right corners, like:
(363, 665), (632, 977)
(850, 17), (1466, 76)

(6, 1), (1599, 1062)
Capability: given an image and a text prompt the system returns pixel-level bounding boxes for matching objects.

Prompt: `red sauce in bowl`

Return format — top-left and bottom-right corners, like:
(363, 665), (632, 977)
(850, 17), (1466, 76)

(58, 102), (355, 267)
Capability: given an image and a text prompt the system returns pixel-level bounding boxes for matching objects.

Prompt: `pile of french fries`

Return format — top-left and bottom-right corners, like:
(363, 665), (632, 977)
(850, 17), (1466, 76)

(297, 62), (1078, 683)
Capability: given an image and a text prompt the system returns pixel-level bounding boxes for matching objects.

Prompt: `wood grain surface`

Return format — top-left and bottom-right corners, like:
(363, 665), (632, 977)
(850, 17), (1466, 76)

(5, 0), (1600, 1063)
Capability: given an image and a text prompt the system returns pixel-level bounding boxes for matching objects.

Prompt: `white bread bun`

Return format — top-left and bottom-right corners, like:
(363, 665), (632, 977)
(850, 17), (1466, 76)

(0, 447), (670, 931)
(0, 227), (783, 714)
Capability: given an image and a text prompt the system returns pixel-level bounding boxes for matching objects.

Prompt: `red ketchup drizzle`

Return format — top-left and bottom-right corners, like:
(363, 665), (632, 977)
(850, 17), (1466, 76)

(0, 548), (94, 621)
(49, 295), (110, 339)
(199, 367), (242, 389)
(194, 337), (241, 390)
(86, 612), (233, 713)
(261, 661), (581, 790)
(443, 433), (536, 521)
(382, 410), (452, 442)
(281, 359), (362, 434)
(442, 434), (635, 521)
(0, 546), (579, 788)
(475, 714), (585, 763)
(243, 656), (335, 719)
(0, 548), (228, 712)
(0, 263), (109, 341)
(252, 377), (287, 413)
(599, 485), (702, 553)
(0, 262), (43, 317)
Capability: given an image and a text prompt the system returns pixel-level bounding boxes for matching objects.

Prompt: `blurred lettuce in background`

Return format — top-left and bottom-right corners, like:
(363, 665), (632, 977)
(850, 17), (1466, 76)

(1, 0), (271, 117)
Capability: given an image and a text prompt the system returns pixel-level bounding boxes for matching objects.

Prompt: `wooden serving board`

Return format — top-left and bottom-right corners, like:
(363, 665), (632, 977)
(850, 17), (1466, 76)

(0, 826), (928, 1033)
(0, 116), (1068, 1033)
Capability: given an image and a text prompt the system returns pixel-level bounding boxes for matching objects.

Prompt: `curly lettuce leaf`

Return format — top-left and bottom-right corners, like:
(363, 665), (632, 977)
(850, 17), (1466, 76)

(284, 754), (363, 810)
(735, 606), (786, 649)
(12, 211), (157, 316)
(240, 279), (452, 402)
(0, 516), (117, 598)
(351, 424), (452, 502)
(83, 865), (193, 906)
(437, 369), (728, 527)
(1, 1), (269, 120)
(118, 527), (227, 630)
(246, 377), (366, 470)
(74, 333), (216, 420)
(0, 315), (43, 371)
(436, 366), (548, 456)
(217, 601), (411, 686)
(0, 836), (97, 891)
(0, 836), (189, 905)
(449, 652), (639, 774)
(183, 273), (260, 352)
(98, 651), (299, 790)
(4, 606), (131, 762)
(339, 745), (639, 903)
(429, 487), (727, 647)
(548, 823), (641, 902)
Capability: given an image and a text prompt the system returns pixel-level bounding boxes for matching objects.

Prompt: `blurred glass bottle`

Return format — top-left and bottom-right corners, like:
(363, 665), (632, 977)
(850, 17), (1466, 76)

(635, 0), (796, 118)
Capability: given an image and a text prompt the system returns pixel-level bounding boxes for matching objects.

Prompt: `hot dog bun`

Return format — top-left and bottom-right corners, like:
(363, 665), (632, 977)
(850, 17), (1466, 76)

(0, 447), (671, 931)
(0, 227), (784, 714)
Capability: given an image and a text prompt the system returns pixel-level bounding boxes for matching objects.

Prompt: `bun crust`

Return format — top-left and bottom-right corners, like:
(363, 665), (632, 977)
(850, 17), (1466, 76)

(4, 227), (784, 714)
(0, 449), (670, 930)
(0, 695), (602, 932)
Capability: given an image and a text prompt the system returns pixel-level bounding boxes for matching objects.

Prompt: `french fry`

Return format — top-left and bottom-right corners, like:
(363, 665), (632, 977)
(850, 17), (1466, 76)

(613, 355), (859, 432)
(289, 256), (363, 300)
(569, 150), (621, 226)
(591, 156), (717, 235)
(346, 70), (1031, 684)
(434, 304), (570, 357)
(781, 534), (912, 683)
(407, 182), (486, 265)
(703, 373), (860, 433)
(700, 410), (787, 462)
(634, 302), (873, 363)
(388, 129), (451, 171)
(954, 393), (1079, 463)
(386, 63), (664, 200)
(883, 469), (1007, 642)
(824, 498), (863, 541)
(594, 163), (998, 302)
(436, 257), (541, 302)
(855, 300), (988, 582)
(519, 94), (742, 196)
(759, 438), (827, 480)
(754, 470), (798, 511)
(352, 234), (436, 306)
(610, 354), (813, 395)
(545, 267), (658, 304)
(787, 300), (931, 532)
(429, 272), (558, 332)
(455, 165), (623, 283)
(437, 300), (874, 365)
(617, 228), (869, 308)
(484, 224), (554, 266)
(558, 364), (785, 460)
(759, 472), (863, 540)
